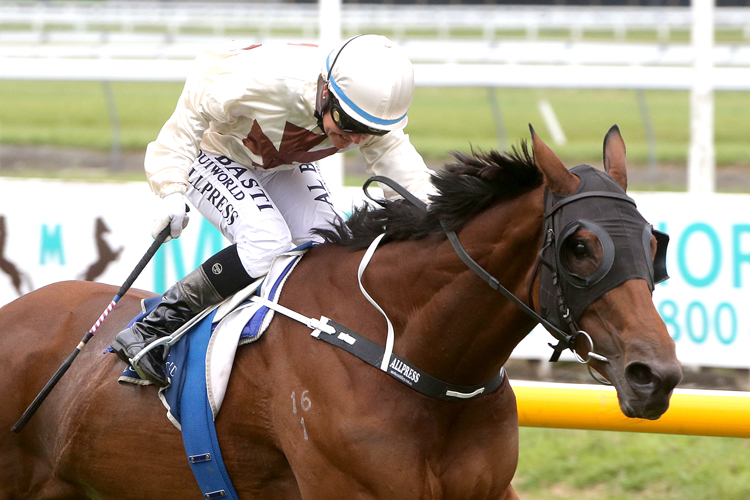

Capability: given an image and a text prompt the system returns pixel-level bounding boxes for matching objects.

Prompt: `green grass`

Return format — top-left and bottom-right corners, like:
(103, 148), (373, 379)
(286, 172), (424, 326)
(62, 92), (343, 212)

(0, 81), (184, 150)
(408, 87), (750, 168)
(1, 81), (750, 172)
(6, 25), (747, 43)
(515, 427), (750, 500)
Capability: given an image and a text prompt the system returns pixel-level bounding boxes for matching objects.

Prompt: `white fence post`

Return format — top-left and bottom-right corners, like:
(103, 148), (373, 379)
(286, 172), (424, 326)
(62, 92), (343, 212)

(688, 0), (716, 194)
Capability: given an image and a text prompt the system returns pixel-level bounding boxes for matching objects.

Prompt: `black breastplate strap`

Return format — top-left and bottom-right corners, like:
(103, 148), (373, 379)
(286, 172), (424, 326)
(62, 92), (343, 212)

(248, 294), (505, 401)
(311, 318), (506, 401)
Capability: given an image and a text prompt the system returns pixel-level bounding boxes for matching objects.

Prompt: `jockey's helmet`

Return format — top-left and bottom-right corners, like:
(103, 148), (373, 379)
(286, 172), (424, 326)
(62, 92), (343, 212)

(323, 34), (414, 134)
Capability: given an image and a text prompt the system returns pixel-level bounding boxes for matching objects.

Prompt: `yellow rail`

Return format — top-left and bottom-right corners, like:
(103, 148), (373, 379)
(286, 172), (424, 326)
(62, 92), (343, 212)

(513, 380), (750, 438)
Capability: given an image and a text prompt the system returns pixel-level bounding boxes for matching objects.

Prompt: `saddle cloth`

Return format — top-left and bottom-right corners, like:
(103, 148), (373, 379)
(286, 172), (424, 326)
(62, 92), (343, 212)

(117, 246), (308, 429)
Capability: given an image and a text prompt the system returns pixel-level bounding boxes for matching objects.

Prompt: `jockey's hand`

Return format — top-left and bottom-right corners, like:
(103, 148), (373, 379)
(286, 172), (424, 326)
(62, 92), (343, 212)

(152, 192), (189, 242)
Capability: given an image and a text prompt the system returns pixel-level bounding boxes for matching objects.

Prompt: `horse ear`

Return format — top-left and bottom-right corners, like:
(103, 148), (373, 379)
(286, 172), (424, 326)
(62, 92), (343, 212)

(530, 124), (579, 195)
(603, 125), (627, 192)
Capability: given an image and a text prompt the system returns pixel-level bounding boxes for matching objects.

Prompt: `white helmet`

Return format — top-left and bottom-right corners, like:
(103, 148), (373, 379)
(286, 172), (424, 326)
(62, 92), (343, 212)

(324, 34), (414, 133)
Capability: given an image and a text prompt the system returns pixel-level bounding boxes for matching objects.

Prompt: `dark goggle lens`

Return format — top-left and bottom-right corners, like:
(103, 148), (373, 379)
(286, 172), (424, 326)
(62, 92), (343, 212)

(331, 104), (389, 136)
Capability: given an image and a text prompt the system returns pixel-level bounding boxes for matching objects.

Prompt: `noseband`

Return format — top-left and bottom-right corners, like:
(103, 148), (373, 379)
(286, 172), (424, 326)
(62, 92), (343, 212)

(364, 169), (669, 367)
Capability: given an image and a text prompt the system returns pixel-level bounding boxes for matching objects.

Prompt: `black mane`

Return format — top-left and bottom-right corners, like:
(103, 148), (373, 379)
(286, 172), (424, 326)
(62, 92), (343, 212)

(314, 142), (543, 249)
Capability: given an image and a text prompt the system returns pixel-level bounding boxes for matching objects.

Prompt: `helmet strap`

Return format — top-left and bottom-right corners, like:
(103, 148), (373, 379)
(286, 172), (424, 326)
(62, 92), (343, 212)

(314, 75), (331, 133)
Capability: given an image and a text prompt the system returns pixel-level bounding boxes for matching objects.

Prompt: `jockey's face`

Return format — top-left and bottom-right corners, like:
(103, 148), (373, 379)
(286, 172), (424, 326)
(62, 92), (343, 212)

(322, 110), (368, 149)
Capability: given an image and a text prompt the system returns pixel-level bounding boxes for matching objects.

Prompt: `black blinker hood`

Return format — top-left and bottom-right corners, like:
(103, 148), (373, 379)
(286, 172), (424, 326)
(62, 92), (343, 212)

(538, 165), (669, 333)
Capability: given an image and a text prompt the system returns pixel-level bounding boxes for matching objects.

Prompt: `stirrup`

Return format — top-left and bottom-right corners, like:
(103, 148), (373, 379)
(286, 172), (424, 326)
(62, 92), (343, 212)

(130, 337), (171, 373)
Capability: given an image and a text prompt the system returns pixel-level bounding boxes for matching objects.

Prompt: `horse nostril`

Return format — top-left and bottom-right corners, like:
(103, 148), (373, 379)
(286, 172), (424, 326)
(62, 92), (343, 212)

(626, 362), (661, 389)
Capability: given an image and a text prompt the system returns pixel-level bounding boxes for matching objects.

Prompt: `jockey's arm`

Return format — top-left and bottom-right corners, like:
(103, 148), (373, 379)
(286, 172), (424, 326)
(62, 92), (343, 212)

(359, 130), (437, 204)
(144, 72), (239, 199)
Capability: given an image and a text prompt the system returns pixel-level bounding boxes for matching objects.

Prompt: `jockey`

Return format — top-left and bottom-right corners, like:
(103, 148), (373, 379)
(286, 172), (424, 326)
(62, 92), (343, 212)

(111, 34), (435, 386)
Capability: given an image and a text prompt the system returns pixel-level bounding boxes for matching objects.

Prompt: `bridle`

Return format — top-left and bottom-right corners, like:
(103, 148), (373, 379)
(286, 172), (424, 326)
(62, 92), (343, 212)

(365, 167), (669, 372)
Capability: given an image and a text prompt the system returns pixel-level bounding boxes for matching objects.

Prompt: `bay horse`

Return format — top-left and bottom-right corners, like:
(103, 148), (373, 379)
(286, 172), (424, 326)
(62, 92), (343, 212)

(0, 126), (681, 500)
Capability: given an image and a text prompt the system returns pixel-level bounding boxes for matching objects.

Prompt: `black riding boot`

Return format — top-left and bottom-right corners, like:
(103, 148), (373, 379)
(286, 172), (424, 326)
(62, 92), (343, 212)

(111, 244), (254, 386)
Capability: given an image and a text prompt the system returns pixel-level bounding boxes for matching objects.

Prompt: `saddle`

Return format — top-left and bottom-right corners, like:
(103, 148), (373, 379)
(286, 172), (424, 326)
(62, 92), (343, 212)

(117, 245), (309, 426)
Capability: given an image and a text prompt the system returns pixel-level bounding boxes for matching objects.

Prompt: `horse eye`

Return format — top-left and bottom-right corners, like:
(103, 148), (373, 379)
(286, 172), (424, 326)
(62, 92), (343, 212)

(565, 239), (590, 258)
(560, 230), (604, 280)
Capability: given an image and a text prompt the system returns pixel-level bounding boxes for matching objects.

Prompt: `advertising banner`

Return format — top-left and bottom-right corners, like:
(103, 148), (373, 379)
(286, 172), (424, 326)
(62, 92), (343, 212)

(1, 179), (748, 368)
(0, 177), (367, 304)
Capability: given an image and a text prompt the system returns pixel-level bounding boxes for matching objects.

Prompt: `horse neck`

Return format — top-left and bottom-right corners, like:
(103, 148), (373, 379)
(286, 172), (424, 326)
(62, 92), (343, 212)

(370, 187), (545, 386)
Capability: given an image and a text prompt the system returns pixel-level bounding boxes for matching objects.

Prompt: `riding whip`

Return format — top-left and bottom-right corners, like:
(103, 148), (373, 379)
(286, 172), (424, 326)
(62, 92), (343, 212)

(11, 226), (170, 433)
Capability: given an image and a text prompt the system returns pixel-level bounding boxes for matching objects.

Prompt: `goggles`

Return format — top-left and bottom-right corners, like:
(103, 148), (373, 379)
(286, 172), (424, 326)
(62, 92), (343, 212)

(329, 94), (389, 137)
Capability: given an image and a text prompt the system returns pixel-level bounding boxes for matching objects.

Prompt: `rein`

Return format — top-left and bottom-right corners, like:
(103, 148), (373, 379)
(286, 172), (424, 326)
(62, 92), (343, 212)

(443, 227), (578, 361)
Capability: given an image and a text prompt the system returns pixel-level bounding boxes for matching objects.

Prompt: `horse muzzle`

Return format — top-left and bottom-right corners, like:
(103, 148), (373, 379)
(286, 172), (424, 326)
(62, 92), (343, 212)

(614, 360), (683, 420)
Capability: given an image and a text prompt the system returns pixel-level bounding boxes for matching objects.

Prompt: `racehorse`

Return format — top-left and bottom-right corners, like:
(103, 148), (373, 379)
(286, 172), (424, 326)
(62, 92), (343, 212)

(0, 126), (681, 500)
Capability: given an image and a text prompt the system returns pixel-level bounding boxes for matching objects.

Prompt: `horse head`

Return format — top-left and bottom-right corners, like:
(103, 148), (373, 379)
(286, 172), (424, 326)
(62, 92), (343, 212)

(531, 124), (682, 420)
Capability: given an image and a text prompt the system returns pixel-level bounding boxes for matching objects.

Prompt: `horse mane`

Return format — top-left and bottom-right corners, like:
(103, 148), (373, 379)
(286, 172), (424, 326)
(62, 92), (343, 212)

(314, 141), (543, 249)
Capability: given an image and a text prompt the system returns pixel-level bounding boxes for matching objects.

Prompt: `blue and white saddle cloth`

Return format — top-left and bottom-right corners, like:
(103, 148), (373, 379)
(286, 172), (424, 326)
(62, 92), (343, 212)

(118, 245), (308, 426)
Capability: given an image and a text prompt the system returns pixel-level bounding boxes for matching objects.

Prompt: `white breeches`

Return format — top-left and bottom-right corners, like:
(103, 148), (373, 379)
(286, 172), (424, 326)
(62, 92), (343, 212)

(185, 150), (342, 278)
